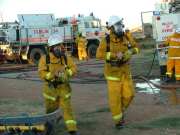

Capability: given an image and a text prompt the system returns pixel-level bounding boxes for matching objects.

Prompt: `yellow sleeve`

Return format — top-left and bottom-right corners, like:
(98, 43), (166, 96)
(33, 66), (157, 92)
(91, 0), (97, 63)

(38, 55), (54, 81)
(96, 38), (107, 60)
(126, 32), (140, 54)
(96, 37), (117, 60)
(66, 56), (77, 77)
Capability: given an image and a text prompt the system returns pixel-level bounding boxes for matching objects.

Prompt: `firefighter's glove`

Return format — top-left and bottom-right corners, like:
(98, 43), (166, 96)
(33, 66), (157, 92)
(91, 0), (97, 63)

(122, 50), (132, 62)
(106, 52), (117, 61)
(56, 68), (72, 83)
(65, 67), (73, 77)
(116, 52), (123, 60)
(45, 72), (54, 81)
(55, 72), (64, 83)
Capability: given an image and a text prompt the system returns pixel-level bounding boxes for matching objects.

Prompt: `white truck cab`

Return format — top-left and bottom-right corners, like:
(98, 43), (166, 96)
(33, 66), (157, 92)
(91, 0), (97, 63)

(152, 12), (180, 77)
(0, 13), (104, 64)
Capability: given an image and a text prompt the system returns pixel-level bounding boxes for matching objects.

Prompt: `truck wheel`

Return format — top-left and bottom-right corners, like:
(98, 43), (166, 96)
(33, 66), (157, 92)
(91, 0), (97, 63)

(88, 44), (98, 58)
(29, 48), (45, 65)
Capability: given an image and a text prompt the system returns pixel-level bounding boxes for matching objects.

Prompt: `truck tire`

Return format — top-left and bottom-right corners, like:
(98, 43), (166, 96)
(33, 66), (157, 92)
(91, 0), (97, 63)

(29, 48), (45, 65)
(87, 44), (98, 58)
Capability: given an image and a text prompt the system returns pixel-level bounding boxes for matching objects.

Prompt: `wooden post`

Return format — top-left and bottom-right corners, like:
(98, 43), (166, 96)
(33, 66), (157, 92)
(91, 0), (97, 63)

(178, 90), (180, 104)
(169, 88), (178, 105)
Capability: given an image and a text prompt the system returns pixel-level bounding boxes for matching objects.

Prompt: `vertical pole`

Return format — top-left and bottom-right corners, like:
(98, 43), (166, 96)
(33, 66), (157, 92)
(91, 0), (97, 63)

(141, 12), (144, 36)
(170, 88), (178, 105)
(0, 11), (3, 22)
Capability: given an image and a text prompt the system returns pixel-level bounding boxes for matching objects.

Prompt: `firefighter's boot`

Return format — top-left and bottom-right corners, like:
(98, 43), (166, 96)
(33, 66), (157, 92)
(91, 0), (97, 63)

(69, 131), (79, 135)
(115, 117), (125, 130)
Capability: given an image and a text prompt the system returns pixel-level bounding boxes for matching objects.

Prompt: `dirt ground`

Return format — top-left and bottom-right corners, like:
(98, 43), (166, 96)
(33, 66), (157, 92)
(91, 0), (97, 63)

(0, 46), (180, 135)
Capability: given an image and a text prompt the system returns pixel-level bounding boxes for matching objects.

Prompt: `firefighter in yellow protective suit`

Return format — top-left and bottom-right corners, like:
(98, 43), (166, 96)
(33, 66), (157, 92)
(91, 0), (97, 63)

(165, 28), (180, 81)
(96, 16), (139, 129)
(76, 33), (88, 60)
(38, 34), (79, 135)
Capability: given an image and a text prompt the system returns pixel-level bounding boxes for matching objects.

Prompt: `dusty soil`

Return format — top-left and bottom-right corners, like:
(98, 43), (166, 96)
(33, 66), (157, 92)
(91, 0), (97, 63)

(0, 47), (180, 135)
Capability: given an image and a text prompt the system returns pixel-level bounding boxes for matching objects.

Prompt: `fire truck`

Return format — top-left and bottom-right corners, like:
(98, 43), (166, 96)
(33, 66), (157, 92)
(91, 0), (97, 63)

(0, 13), (104, 64)
(152, 0), (180, 78)
(56, 13), (104, 58)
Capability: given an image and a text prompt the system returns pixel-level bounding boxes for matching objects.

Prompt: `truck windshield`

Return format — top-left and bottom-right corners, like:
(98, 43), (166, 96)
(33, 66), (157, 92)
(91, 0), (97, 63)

(84, 20), (100, 28)
(91, 20), (100, 28)
(85, 22), (90, 28)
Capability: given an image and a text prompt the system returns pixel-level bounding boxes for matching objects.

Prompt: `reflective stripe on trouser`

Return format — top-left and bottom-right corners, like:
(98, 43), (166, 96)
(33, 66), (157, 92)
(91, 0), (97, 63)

(43, 93), (56, 101)
(44, 90), (77, 131)
(106, 76), (121, 81)
(107, 76), (134, 124)
(113, 113), (123, 121)
(166, 59), (180, 80)
(78, 48), (87, 60)
(65, 120), (77, 130)
(176, 74), (180, 80)
(60, 92), (77, 132)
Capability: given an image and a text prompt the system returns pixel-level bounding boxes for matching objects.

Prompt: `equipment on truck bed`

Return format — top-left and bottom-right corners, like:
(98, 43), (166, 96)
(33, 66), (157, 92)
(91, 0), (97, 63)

(0, 109), (61, 135)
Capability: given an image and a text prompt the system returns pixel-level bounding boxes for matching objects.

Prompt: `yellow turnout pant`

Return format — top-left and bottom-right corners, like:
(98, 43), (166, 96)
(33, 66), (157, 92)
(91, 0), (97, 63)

(166, 59), (180, 80)
(43, 84), (77, 132)
(107, 76), (134, 124)
(78, 48), (87, 60)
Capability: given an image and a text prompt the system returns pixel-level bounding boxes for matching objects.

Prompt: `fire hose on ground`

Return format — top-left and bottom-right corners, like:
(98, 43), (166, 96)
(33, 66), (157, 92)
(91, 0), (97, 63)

(137, 76), (180, 105)
(0, 57), (179, 135)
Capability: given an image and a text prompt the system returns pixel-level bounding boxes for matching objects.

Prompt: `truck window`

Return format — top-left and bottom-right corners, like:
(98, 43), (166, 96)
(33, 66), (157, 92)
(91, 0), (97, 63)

(58, 19), (68, 26)
(91, 21), (100, 28)
(16, 28), (20, 41)
(0, 30), (6, 42)
(85, 22), (90, 28)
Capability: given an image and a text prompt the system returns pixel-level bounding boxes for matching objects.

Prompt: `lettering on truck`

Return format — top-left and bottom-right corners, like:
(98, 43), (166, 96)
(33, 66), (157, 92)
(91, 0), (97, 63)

(162, 21), (173, 33)
(33, 29), (49, 34)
